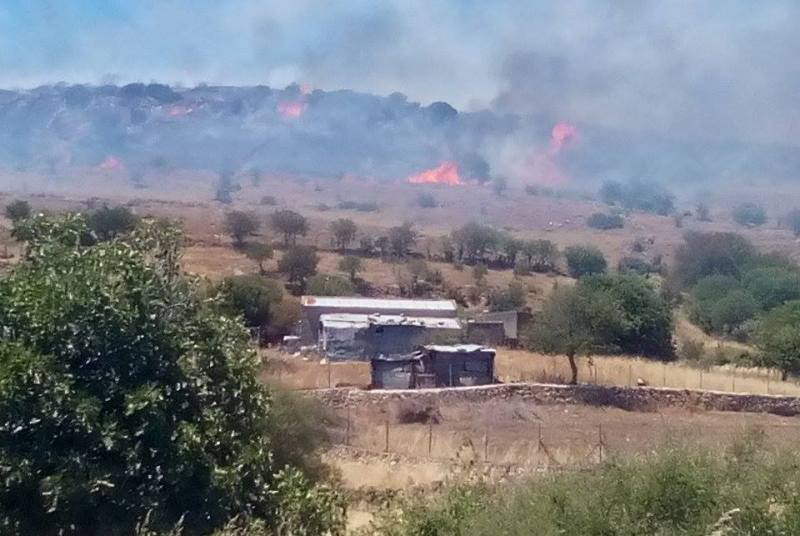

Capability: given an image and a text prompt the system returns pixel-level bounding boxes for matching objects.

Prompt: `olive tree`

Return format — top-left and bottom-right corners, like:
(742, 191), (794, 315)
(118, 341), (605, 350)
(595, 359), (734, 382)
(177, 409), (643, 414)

(4, 200), (31, 223)
(0, 214), (343, 535)
(223, 210), (260, 246)
(329, 218), (357, 250)
(270, 209), (308, 246)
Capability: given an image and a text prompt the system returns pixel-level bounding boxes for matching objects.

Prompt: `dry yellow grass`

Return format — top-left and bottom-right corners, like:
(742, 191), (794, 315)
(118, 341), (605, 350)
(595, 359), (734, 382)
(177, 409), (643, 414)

(261, 348), (800, 397)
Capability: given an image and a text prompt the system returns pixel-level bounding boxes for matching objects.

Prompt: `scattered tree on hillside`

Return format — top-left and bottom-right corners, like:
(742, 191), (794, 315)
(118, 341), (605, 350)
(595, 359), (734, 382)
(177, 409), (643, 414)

(244, 242), (274, 274)
(673, 231), (755, 288)
(0, 214), (343, 534)
(492, 176), (508, 197)
(783, 209), (800, 237)
(600, 179), (674, 215)
(4, 200), (31, 223)
(278, 245), (319, 287)
(696, 202), (712, 222)
(214, 170), (239, 204)
(271, 209), (308, 246)
(329, 218), (357, 250)
(586, 212), (625, 230)
(306, 273), (355, 296)
(488, 281), (527, 311)
(417, 192), (438, 208)
(526, 275), (673, 383)
(521, 239), (559, 272)
(87, 205), (139, 241)
(387, 223), (416, 257)
(223, 210), (260, 246)
(472, 263), (488, 284)
(338, 255), (363, 282)
(732, 202), (767, 227)
(260, 195), (277, 206)
(218, 274), (283, 329)
(757, 300), (800, 380)
(564, 245), (607, 278)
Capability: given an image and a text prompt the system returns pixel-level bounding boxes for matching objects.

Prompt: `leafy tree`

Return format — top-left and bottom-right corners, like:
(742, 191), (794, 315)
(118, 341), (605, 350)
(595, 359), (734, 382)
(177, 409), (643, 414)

(223, 210), (260, 246)
(618, 255), (660, 276)
(688, 275), (742, 330)
(214, 170), (239, 204)
(452, 222), (501, 263)
(757, 300), (800, 379)
(387, 223), (416, 257)
(0, 214), (343, 535)
(4, 200), (31, 223)
(600, 180), (674, 215)
(673, 231), (755, 288)
(270, 210), (308, 246)
(580, 275), (674, 358)
(521, 239), (559, 273)
(472, 263), (488, 284)
(218, 274), (283, 328)
(564, 245), (607, 278)
(586, 212), (624, 230)
(526, 286), (628, 383)
(732, 202), (767, 227)
(709, 290), (759, 334)
(244, 242), (274, 275)
(488, 281), (527, 312)
(743, 267), (800, 310)
(329, 218), (357, 250)
(338, 255), (363, 282)
(278, 245), (319, 286)
(306, 274), (355, 296)
(86, 205), (139, 241)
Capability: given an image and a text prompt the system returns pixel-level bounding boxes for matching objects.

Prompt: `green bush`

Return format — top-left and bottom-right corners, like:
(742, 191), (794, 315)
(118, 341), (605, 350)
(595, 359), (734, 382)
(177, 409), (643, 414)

(586, 212), (624, 230)
(732, 202), (767, 227)
(0, 214), (343, 535)
(564, 245), (607, 278)
(306, 273), (355, 296)
(368, 442), (800, 536)
(709, 289), (759, 334)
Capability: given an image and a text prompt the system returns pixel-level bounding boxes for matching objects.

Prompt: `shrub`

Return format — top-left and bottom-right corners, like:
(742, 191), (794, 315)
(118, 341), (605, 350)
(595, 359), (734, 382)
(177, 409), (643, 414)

(783, 208), (800, 236)
(708, 289), (759, 334)
(488, 281), (527, 311)
(338, 255), (363, 281)
(336, 200), (379, 212)
(218, 274), (283, 328)
(87, 205), (139, 241)
(564, 245), (607, 278)
(223, 210), (260, 245)
(330, 218), (358, 250)
(260, 195), (277, 206)
(600, 179), (674, 215)
(673, 231), (755, 288)
(586, 212), (624, 230)
(732, 202), (767, 227)
(305, 273), (355, 296)
(756, 300), (800, 379)
(270, 209), (308, 246)
(278, 245), (319, 285)
(618, 255), (658, 275)
(4, 200), (31, 223)
(417, 192), (438, 208)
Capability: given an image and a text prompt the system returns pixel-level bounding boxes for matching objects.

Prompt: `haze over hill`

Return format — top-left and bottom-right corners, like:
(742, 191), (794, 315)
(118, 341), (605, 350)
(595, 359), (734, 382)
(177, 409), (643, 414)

(2, 82), (800, 193)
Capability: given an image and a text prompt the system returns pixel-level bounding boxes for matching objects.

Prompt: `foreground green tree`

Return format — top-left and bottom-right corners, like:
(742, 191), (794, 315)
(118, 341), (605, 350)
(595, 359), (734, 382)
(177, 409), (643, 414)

(0, 215), (343, 535)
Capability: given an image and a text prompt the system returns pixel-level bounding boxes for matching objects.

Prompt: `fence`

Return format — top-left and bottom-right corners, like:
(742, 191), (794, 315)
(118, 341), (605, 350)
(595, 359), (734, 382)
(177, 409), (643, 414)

(325, 408), (800, 471)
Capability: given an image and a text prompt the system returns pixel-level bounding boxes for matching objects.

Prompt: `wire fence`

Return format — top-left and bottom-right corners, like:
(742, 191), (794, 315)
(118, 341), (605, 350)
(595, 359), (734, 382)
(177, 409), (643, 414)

(325, 409), (800, 471)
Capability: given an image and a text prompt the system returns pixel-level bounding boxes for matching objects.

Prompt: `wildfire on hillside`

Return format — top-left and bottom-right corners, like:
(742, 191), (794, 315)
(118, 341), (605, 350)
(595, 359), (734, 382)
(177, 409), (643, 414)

(407, 161), (463, 185)
(167, 104), (194, 117)
(276, 99), (307, 119)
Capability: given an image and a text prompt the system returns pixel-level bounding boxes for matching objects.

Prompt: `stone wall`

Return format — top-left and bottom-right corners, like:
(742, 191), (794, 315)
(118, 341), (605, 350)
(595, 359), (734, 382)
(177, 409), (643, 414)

(310, 382), (800, 417)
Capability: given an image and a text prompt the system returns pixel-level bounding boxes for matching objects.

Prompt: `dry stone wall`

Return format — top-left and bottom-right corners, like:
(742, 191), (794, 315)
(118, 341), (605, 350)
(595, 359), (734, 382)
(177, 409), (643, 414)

(310, 382), (800, 416)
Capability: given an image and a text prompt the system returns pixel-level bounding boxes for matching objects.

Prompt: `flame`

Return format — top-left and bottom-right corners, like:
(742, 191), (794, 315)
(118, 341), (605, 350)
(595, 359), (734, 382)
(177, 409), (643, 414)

(523, 122), (578, 186)
(276, 99), (307, 119)
(167, 104), (194, 117)
(549, 122), (577, 153)
(98, 155), (123, 171)
(407, 161), (463, 185)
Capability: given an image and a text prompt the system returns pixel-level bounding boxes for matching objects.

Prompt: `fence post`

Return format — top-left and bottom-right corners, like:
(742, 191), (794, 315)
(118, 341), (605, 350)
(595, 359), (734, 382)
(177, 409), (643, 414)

(449, 364), (454, 387)
(767, 373), (771, 395)
(699, 370), (703, 390)
(628, 364), (632, 387)
(483, 427), (490, 462)
(384, 420), (390, 453)
(732, 372), (736, 393)
(598, 424), (604, 463)
(428, 418), (433, 457)
(663, 362), (666, 387)
(327, 359), (332, 389)
(345, 406), (351, 446)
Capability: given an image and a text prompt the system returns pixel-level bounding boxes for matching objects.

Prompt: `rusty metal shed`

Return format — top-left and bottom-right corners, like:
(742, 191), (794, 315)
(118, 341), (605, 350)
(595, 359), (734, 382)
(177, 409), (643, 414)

(370, 345), (495, 389)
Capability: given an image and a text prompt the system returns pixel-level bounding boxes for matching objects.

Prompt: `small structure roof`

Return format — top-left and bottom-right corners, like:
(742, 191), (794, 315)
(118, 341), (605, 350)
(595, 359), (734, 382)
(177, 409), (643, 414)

(424, 344), (496, 354)
(320, 313), (461, 330)
(302, 296), (457, 312)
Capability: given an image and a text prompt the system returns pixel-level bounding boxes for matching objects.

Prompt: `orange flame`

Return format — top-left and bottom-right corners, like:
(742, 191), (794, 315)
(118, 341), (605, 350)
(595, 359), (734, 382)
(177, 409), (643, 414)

(549, 121), (577, 154)
(167, 104), (194, 117)
(276, 100), (307, 119)
(523, 122), (578, 186)
(98, 155), (123, 171)
(407, 161), (463, 185)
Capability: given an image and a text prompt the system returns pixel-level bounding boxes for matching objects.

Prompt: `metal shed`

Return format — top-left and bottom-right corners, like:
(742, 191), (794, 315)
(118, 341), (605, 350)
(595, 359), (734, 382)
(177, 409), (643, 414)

(370, 345), (495, 389)
(319, 313), (462, 360)
(300, 296), (458, 343)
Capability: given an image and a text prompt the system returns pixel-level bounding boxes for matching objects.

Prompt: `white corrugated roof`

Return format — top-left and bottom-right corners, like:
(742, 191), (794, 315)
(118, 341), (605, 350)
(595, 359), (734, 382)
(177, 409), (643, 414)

(320, 313), (461, 330)
(425, 344), (496, 354)
(302, 295), (457, 312)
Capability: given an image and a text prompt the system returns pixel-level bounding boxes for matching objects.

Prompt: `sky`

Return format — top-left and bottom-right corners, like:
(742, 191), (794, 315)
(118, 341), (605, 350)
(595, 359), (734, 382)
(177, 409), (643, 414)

(2, 0), (800, 146)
